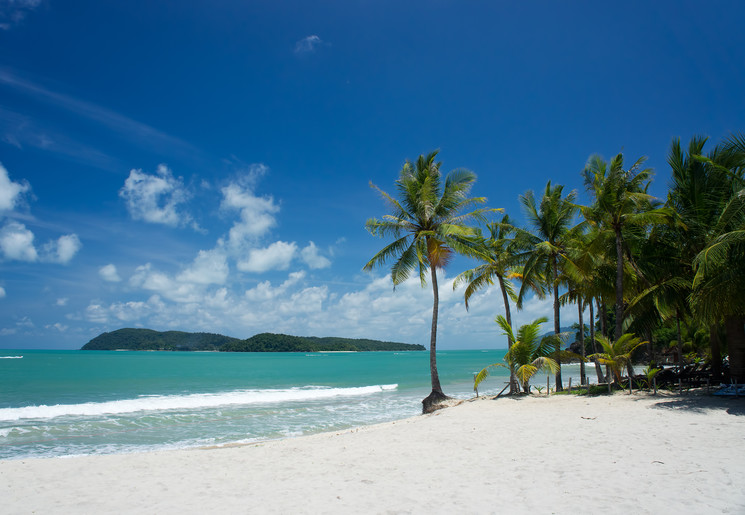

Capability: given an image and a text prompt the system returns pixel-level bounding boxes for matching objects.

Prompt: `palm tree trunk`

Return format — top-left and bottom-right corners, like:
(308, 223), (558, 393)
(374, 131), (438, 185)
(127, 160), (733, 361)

(552, 255), (563, 392)
(578, 299), (586, 384)
(646, 329), (653, 364)
(725, 315), (745, 384)
(710, 324), (722, 382)
(676, 313), (683, 375)
(614, 227), (624, 343)
(599, 299), (611, 382)
(498, 275), (518, 394)
(422, 262), (447, 413)
(590, 300), (604, 382)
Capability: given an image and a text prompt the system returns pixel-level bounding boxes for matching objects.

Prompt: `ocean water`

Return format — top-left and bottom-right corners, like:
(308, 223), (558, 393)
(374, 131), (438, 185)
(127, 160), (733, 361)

(0, 349), (595, 460)
(0, 349), (511, 460)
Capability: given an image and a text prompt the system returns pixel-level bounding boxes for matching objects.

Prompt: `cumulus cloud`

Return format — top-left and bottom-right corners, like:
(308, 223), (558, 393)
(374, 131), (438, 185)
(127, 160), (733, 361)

(294, 35), (323, 55)
(56, 297), (68, 306)
(245, 271), (305, 302)
(42, 233), (81, 264)
(0, 220), (37, 261)
(99, 264), (121, 282)
(237, 241), (297, 273)
(0, 162), (29, 211)
(119, 164), (192, 227)
(300, 241), (331, 269)
(220, 166), (280, 248)
(177, 249), (228, 285)
(129, 263), (202, 303)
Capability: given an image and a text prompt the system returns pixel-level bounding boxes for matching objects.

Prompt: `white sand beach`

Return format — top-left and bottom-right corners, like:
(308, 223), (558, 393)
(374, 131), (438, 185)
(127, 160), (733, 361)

(1, 390), (743, 514)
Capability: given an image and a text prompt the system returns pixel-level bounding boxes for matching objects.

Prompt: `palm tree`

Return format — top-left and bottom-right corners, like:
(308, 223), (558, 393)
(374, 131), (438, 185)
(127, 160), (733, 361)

(474, 316), (559, 394)
(517, 181), (579, 391)
(668, 134), (745, 382)
(690, 133), (745, 382)
(589, 333), (646, 384)
(580, 154), (674, 349)
(364, 150), (494, 412)
(453, 215), (544, 393)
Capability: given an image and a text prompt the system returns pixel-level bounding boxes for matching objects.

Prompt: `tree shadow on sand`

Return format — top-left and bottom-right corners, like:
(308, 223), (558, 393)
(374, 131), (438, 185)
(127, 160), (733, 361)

(644, 393), (745, 417)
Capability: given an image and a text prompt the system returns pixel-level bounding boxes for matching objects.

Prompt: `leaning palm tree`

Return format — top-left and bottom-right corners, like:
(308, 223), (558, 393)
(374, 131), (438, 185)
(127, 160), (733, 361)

(453, 215), (544, 393)
(517, 181), (579, 391)
(474, 316), (559, 394)
(364, 150), (494, 412)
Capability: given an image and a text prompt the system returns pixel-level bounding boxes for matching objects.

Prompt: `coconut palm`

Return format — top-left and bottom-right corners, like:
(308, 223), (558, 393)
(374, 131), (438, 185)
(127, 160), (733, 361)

(474, 316), (559, 394)
(517, 181), (579, 391)
(678, 133), (745, 382)
(453, 215), (544, 393)
(589, 333), (646, 384)
(364, 150), (494, 412)
(580, 153), (674, 347)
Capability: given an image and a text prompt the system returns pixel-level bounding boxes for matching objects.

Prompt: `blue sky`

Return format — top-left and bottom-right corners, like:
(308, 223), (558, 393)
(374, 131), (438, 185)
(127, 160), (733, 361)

(0, 0), (743, 350)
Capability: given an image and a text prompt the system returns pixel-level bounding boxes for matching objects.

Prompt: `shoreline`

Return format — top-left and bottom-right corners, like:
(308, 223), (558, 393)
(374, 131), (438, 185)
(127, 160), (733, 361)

(1, 390), (743, 514)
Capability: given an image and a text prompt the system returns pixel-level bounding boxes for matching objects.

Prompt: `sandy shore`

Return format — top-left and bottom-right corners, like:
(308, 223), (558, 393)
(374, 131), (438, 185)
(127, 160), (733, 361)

(1, 390), (743, 514)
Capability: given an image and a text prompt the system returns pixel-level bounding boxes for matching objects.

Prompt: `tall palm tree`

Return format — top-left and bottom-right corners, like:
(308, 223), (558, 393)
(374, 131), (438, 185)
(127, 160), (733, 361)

(580, 153), (674, 349)
(517, 181), (579, 391)
(453, 215), (544, 393)
(364, 150), (494, 412)
(474, 316), (559, 394)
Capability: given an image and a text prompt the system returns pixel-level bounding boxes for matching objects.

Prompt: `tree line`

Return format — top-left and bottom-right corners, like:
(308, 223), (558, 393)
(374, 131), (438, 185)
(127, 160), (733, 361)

(364, 134), (745, 412)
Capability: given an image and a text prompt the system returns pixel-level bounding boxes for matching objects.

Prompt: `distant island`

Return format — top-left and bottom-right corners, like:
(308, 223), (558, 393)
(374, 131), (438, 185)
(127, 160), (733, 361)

(81, 328), (426, 352)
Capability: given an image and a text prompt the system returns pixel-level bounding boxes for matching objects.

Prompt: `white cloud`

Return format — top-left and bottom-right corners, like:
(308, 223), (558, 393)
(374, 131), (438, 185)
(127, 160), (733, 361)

(0, 221), (81, 264)
(300, 241), (331, 269)
(177, 249), (228, 285)
(129, 263), (201, 303)
(245, 271), (305, 301)
(56, 297), (68, 306)
(99, 264), (121, 282)
(42, 233), (81, 264)
(237, 241), (297, 273)
(294, 35), (323, 55)
(0, 162), (29, 211)
(0, 286), (5, 298)
(220, 167), (280, 248)
(119, 165), (192, 227)
(0, 220), (37, 261)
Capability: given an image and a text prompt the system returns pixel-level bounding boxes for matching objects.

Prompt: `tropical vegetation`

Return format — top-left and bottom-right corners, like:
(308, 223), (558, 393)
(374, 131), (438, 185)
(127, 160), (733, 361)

(474, 316), (559, 393)
(365, 132), (745, 399)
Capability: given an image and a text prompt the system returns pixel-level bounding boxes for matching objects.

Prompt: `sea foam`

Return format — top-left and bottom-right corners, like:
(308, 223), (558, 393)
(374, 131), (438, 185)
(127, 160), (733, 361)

(0, 384), (398, 422)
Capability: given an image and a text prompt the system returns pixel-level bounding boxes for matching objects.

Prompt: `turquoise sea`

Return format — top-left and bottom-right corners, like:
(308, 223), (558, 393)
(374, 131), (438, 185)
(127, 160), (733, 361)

(0, 349), (591, 461)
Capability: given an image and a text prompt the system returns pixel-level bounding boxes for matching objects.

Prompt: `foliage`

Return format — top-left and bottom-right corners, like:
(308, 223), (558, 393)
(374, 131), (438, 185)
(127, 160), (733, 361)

(589, 333), (646, 383)
(474, 316), (559, 393)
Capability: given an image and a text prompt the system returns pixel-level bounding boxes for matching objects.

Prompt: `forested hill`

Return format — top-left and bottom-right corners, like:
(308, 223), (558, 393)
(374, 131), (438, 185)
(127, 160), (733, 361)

(221, 333), (425, 352)
(81, 329), (425, 352)
(81, 328), (242, 351)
